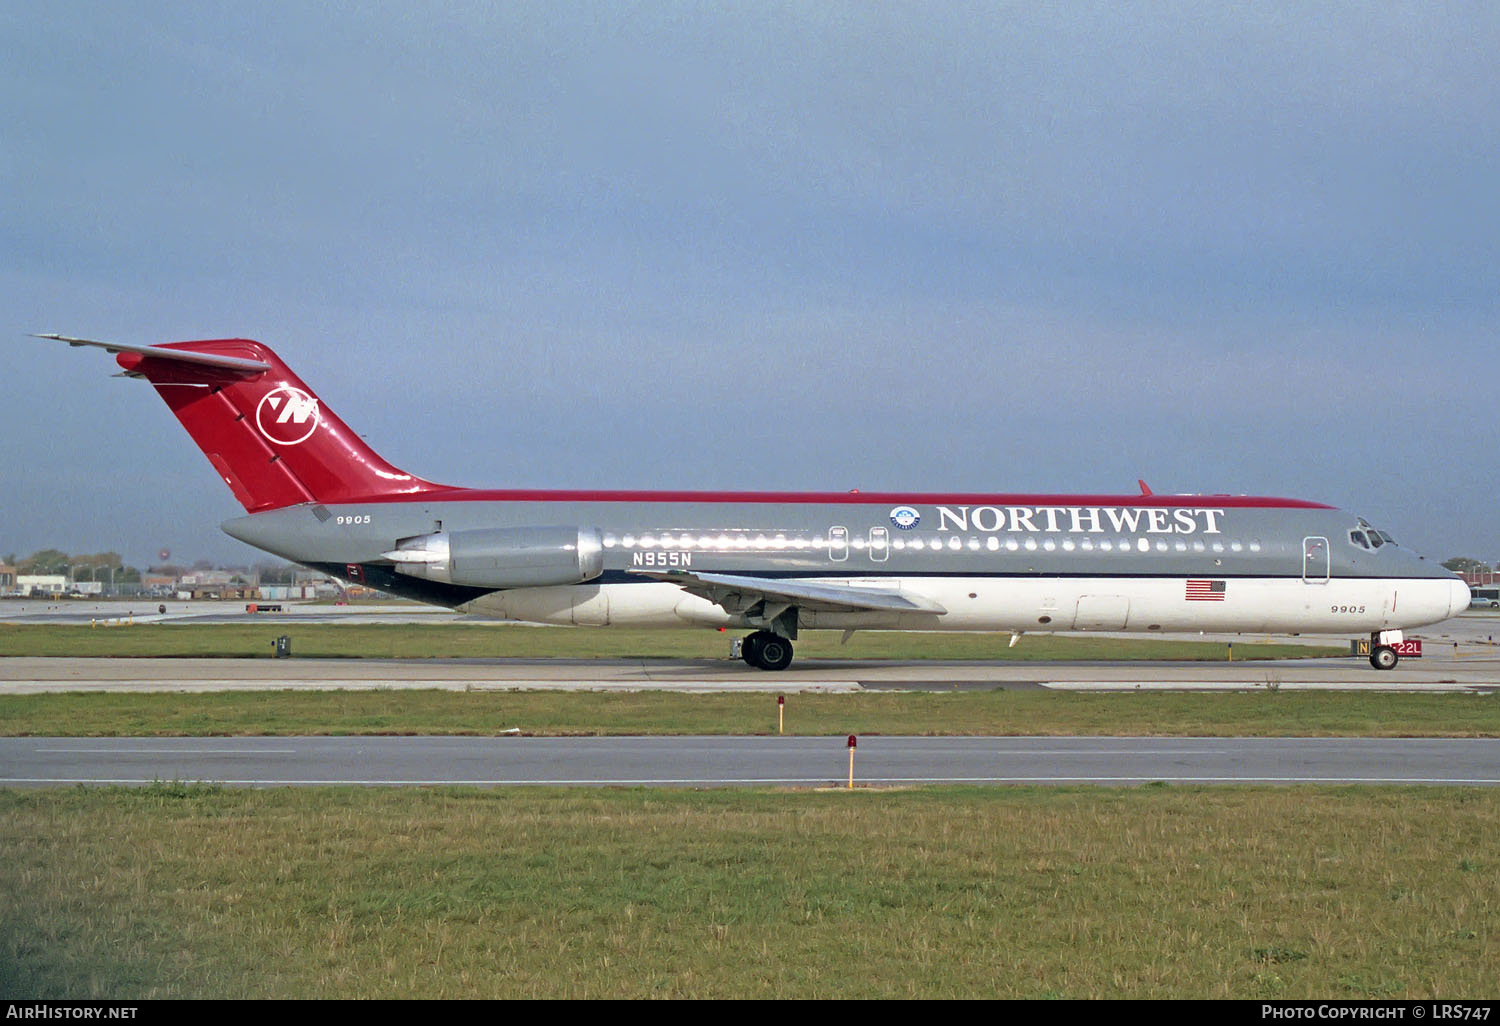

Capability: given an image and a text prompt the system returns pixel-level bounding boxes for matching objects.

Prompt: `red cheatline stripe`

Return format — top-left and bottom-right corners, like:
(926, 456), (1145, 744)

(338, 488), (1336, 508)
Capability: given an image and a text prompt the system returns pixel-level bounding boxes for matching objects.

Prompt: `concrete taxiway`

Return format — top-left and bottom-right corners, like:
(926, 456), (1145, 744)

(0, 599), (460, 626)
(1, 649), (1498, 693)
(2, 604), (1496, 693)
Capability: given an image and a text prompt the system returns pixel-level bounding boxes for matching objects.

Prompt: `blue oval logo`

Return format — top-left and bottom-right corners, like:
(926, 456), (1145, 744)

(890, 506), (920, 530)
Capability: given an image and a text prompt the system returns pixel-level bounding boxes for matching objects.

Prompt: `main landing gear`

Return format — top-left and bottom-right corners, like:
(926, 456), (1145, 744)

(741, 630), (794, 671)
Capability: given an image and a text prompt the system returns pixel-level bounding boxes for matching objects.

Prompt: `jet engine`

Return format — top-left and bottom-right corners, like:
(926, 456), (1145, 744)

(383, 526), (604, 589)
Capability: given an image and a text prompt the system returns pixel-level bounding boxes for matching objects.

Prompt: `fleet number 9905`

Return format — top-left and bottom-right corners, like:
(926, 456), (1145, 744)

(336, 515), (372, 525)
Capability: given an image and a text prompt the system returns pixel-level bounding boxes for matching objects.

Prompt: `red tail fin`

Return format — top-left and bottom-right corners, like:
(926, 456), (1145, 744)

(115, 338), (442, 512)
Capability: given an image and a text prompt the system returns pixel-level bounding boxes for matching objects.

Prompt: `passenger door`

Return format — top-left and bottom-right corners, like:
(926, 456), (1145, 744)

(1302, 536), (1329, 584)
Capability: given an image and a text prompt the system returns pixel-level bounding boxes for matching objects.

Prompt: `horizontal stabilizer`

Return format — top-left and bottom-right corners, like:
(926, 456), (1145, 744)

(31, 334), (271, 374)
(628, 568), (947, 615)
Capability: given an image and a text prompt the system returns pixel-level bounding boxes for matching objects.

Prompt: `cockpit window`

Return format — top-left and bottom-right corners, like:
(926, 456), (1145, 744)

(1352, 519), (1397, 549)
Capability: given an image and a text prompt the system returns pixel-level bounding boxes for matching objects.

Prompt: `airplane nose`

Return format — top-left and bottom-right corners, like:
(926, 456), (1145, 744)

(1450, 579), (1472, 618)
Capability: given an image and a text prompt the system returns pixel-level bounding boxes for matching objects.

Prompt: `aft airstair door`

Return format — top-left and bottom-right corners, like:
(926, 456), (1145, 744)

(1073, 595), (1130, 630)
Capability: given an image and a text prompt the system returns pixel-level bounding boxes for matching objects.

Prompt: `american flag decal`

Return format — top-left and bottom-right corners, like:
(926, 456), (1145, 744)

(1185, 579), (1227, 601)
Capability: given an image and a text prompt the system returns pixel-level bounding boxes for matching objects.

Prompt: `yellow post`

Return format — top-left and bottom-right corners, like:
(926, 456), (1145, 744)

(847, 735), (857, 789)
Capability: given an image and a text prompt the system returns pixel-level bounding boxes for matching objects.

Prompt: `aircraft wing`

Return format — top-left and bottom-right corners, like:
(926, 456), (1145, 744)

(627, 568), (947, 615)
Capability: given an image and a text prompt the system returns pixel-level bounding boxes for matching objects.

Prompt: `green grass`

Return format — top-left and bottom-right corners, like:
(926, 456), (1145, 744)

(3, 785), (1496, 998)
(0, 621), (1345, 660)
(3, 690), (1498, 737)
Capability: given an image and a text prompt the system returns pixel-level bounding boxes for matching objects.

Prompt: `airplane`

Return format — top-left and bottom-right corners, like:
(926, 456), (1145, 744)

(33, 334), (1471, 671)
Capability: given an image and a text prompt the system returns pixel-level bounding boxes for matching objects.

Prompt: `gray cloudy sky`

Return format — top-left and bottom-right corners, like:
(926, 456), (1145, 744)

(3, 2), (1497, 567)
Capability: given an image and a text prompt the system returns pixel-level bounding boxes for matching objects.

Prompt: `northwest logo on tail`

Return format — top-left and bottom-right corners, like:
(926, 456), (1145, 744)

(255, 386), (321, 445)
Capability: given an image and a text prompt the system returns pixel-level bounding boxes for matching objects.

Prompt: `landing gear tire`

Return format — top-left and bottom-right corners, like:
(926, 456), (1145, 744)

(742, 630), (794, 671)
(1370, 645), (1399, 671)
(757, 635), (794, 671)
(742, 632), (766, 667)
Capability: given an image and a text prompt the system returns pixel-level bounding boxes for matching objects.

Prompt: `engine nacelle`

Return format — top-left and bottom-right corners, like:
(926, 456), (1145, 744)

(384, 526), (604, 589)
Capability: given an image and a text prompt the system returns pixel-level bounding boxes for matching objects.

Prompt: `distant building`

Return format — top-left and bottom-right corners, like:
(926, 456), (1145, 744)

(0, 564), (16, 594)
(176, 581), (258, 601)
(17, 575), (67, 596)
(141, 574), (176, 596)
(1460, 569), (1498, 587)
(178, 570), (236, 587)
(257, 584), (320, 600)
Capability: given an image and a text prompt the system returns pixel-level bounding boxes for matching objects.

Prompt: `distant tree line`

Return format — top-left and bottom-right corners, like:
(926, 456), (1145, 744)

(3, 549), (140, 583)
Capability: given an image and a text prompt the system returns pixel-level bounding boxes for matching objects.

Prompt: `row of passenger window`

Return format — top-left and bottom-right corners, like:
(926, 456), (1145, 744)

(876, 536), (1263, 555)
(602, 533), (1263, 555)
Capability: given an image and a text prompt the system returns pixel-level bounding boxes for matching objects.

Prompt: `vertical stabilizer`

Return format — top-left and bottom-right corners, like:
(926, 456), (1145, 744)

(107, 338), (441, 512)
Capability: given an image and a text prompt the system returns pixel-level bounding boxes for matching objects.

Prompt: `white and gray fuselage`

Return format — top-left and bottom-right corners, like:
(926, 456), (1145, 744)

(223, 492), (1469, 637)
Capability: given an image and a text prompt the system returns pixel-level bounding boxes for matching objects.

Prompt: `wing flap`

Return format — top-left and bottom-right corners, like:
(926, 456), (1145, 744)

(628, 569), (947, 615)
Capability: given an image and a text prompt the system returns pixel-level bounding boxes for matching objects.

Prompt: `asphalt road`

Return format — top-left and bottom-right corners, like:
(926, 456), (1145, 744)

(4, 735), (1499, 788)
